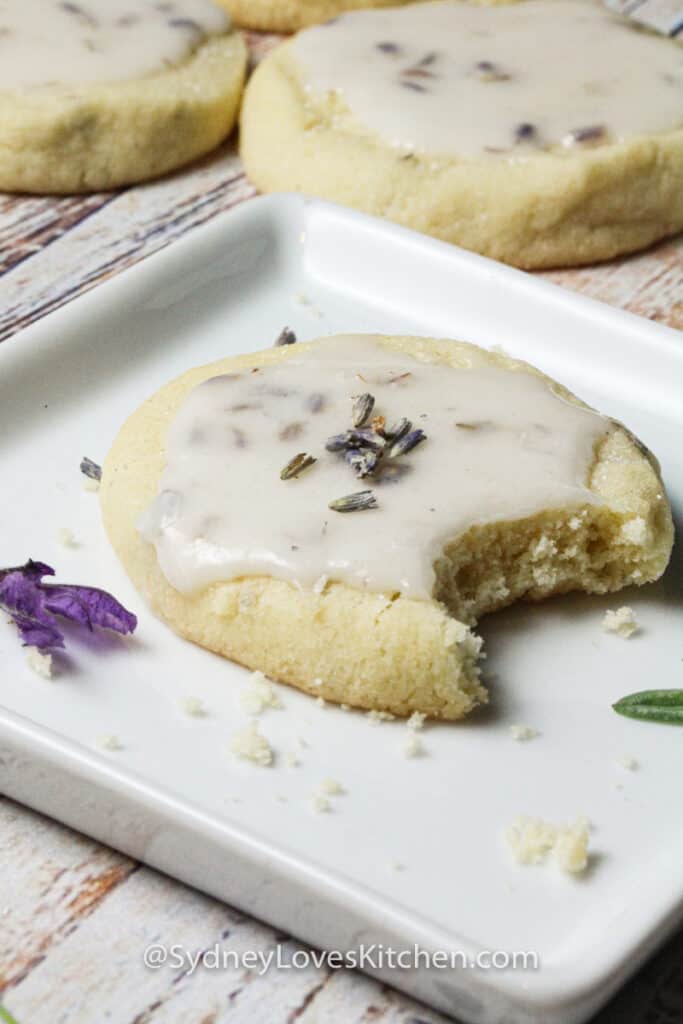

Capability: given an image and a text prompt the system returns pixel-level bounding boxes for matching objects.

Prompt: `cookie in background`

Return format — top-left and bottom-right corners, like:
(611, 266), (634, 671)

(0, 0), (247, 193)
(240, 0), (683, 268)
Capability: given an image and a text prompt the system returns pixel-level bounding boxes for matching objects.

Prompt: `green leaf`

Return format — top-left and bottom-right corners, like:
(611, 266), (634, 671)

(0, 1005), (21, 1024)
(613, 689), (683, 725)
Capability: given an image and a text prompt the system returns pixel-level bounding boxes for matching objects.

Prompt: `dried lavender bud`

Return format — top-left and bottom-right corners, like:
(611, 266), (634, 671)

(325, 433), (350, 452)
(514, 122), (536, 142)
(388, 428), (426, 458)
(80, 456), (102, 482)
(377, 41), (401, 54)
(402, 67), (437, 80)
(345, 448), (381, 479)
(346, 428), (385, 451)
(306, 392), (326, 413)
(0, 559), (136, 651)
(60, 2), (97, 26)
(274, 326), (297, 347)
(280, 453), (316, 480)
(455, 420), (493, 431)
(419, 51), (438, 66)
(168, 16), (201, 32)
(279, 421), (304, 441)
(475, 60), (511, 82)
(385, 418), (411, 442)
(351, 392), (375, 428)
(565, 124), (607, 145)
(326, 429), (384, 453)
(401, 80), (428, 93)
(328, 490), (378, 513)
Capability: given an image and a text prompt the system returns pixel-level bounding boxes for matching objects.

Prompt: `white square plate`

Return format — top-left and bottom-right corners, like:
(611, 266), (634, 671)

(1, 195), (681, 1024)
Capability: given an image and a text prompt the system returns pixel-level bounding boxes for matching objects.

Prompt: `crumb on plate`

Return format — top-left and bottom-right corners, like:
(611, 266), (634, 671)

(26, 647), (53, 679)
(510, 723), (539, 742)
(319, 777), (344, 795)
(602, 606), (638, 638)
(403, 733), (422, 758)
(230, 722), (273, 766)
(98, 734), (122, 752)
(240, 670), (282, 715)
(180, 695), (206, 717)
(57, 527), (78, 548)
(506, 815), (590, 874)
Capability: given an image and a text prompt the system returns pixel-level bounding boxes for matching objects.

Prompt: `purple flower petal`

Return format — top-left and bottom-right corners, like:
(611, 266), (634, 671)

(11, 610), (65, 650)
(0, 568), (49, 619)
(44, 585), (137, 635)
(0, 559), (136, 651)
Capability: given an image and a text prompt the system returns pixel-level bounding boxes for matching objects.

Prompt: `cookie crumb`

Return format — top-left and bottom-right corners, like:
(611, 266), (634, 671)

(180, 695), (206, 717)
(319, 777), (344, 795)
(230, 723), (273, 766)
(316, 696), (326, 708)
(98, 734), (122, 752)
(617, 754), (638, 771)
(506, 815), (590, 874)
(406, 711), (426, 731)
(602, 606), (637, 638)
(57, 527), (78, 548)
(83, 477), (100, 493)
(311, 793), (331, 813)
(26, 647), (53, 679)
(403, 733), (422, 758)
(510, 723), (539, 742)
(240, 671), (282, 715)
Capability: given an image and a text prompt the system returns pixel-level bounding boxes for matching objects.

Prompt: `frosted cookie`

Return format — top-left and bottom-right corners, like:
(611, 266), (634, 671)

(240, 0), (683, 269)
(0, 0), (247, 194)
(100, 335), (673, 720)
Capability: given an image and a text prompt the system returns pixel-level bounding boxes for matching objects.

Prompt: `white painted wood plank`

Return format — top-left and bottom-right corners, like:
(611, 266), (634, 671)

(0, 799), (134, 990)
(0, 146), (254, 342)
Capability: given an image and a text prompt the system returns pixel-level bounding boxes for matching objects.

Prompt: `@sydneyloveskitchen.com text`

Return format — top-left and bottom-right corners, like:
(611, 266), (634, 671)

(143, 942), (540, 976)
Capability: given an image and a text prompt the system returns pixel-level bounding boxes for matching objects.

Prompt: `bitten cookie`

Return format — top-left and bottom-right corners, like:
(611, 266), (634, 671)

(100, 334), (673, 720)
(0, 0), (247, 194)
(240, 0), (683, 269)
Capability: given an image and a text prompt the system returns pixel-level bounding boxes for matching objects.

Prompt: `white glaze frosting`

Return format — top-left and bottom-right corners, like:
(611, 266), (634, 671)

(139, 336), (610, 599)
(0, 0), (230, 90)
(291, 0), (683, 157)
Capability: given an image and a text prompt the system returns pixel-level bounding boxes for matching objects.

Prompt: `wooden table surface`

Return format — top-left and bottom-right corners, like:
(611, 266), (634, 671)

(1, 30), (682, 1024)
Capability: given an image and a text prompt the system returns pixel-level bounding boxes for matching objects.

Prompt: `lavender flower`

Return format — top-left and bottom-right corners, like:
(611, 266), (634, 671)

(0, 559), (137, 651)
